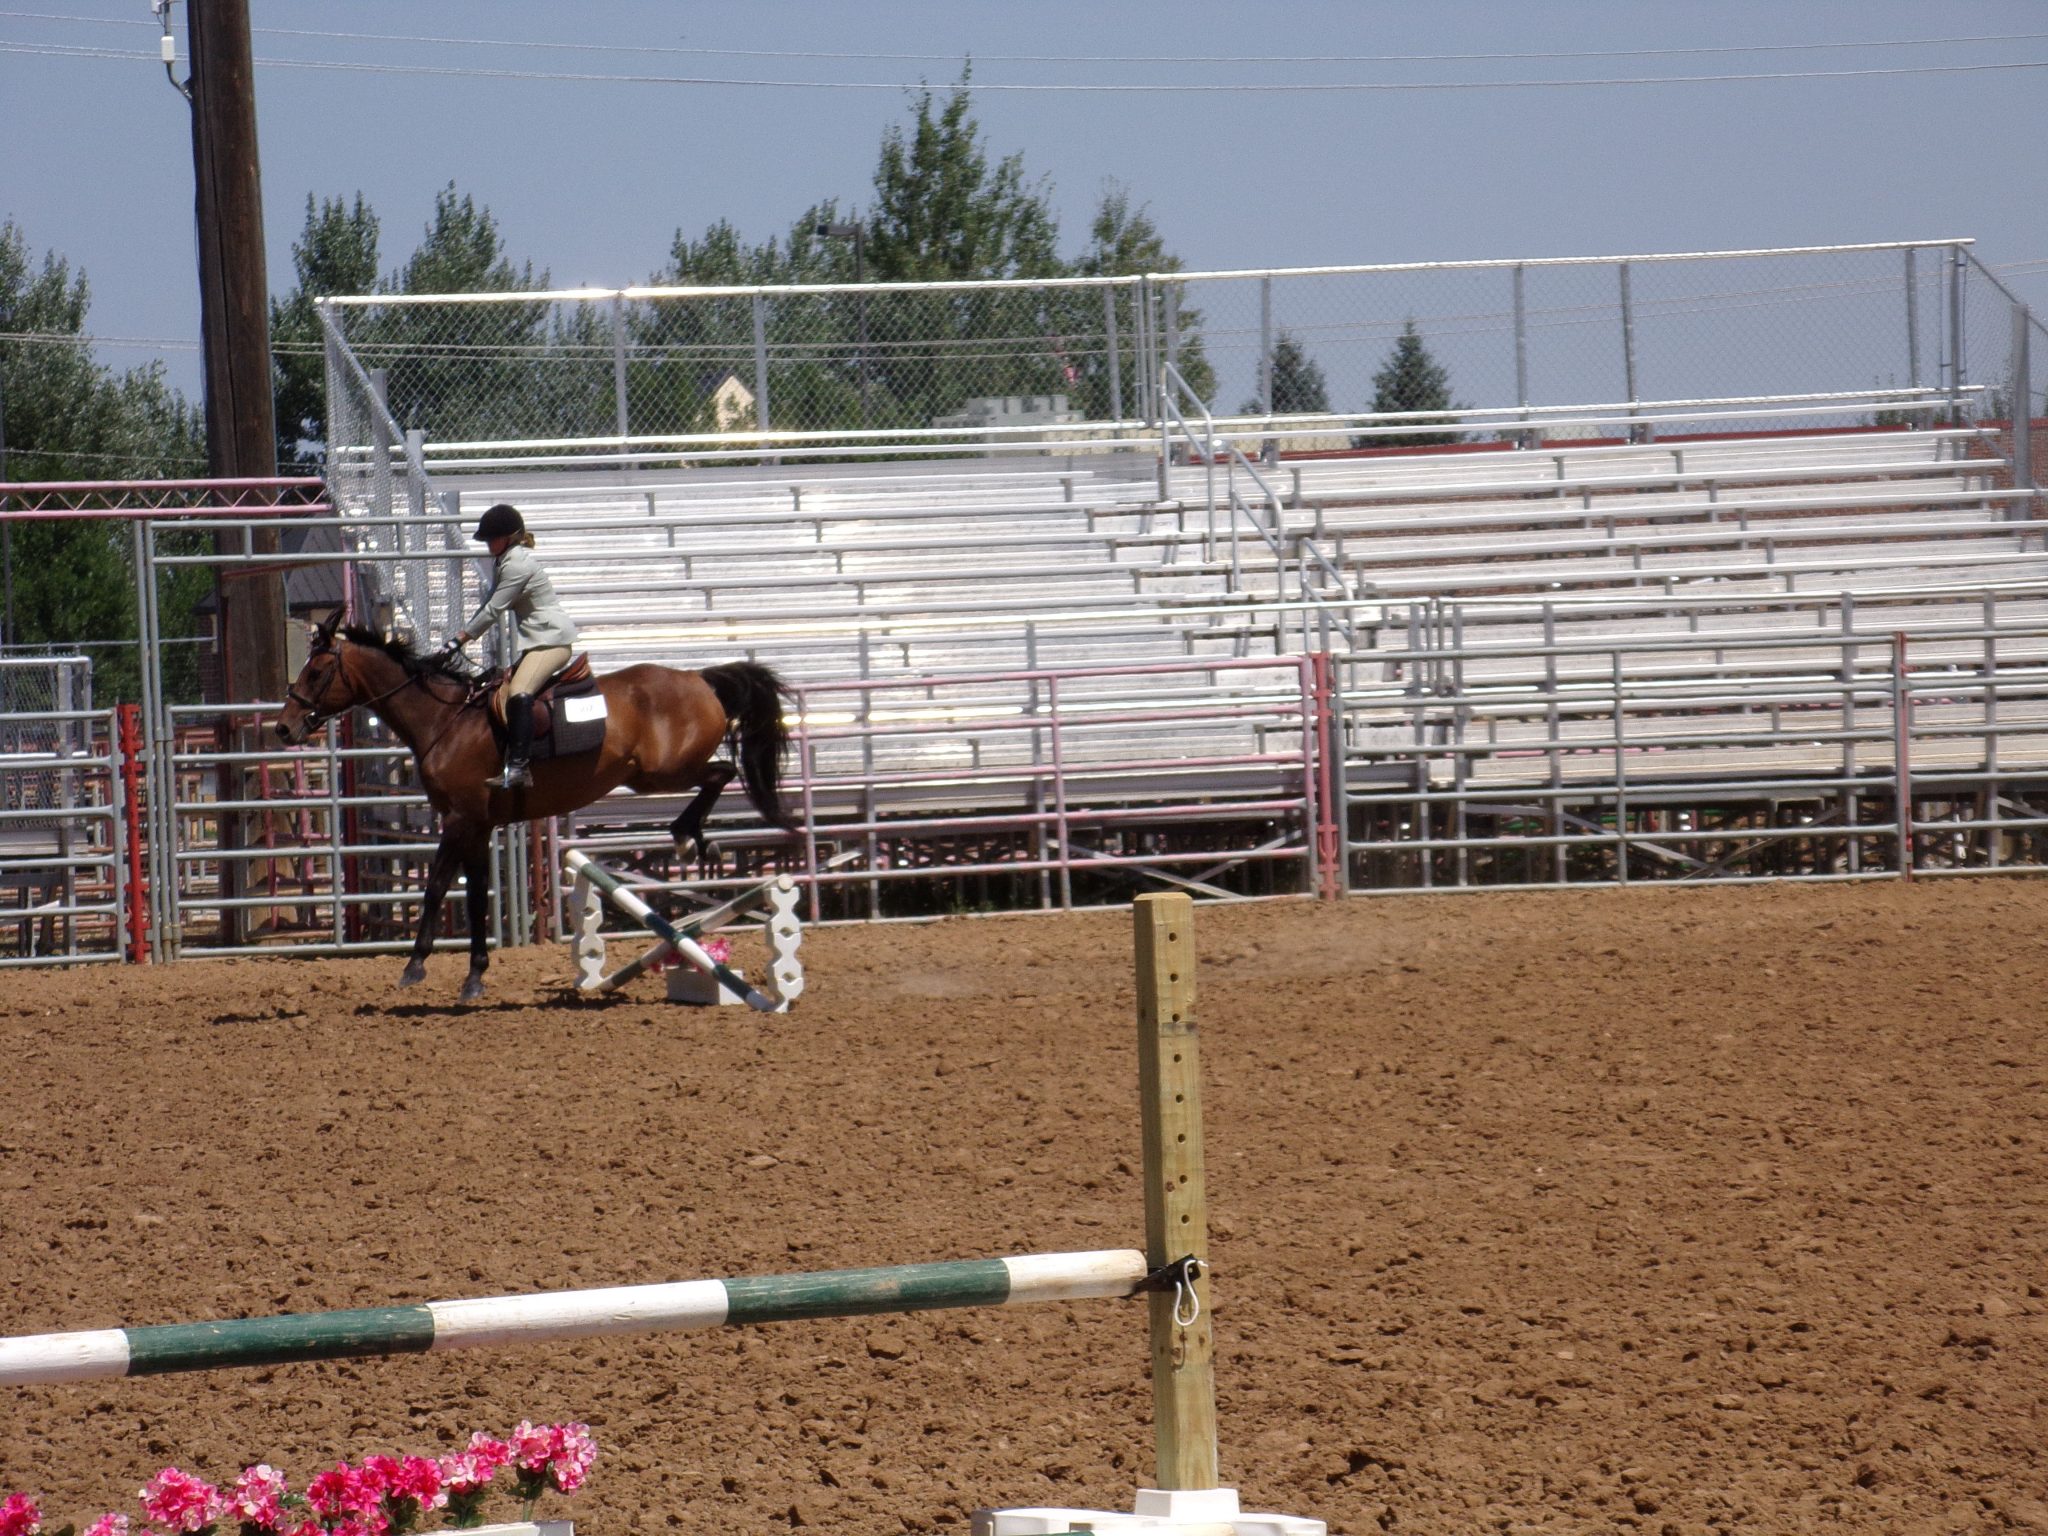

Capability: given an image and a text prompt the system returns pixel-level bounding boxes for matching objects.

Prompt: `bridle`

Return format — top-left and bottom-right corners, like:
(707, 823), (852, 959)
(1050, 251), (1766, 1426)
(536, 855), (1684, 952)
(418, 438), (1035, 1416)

(285, 642), (425, 735)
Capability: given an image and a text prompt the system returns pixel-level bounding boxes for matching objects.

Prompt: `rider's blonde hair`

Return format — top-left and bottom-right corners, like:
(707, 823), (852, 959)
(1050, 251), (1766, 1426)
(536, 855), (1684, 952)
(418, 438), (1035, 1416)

(515, 530), (536, 549)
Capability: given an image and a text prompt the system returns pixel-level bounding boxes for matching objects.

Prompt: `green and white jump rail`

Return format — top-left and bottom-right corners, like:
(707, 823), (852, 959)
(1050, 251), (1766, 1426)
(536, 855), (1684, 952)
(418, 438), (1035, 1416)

(0, 1249), (1149, 1386)
(563, 848), (802, 1009)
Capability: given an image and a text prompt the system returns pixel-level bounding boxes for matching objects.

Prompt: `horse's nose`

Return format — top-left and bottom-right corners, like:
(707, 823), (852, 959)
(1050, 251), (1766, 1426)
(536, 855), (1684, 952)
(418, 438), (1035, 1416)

(273, 721), (292, 744)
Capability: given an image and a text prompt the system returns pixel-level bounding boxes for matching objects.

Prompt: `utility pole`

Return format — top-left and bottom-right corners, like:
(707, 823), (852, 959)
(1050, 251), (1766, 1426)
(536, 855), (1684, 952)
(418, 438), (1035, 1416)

(185, 0), (287, 703)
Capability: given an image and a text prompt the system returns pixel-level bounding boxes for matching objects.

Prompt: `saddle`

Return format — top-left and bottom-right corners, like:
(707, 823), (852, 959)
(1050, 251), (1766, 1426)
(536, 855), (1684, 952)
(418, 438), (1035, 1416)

(484, 654), (607, 760)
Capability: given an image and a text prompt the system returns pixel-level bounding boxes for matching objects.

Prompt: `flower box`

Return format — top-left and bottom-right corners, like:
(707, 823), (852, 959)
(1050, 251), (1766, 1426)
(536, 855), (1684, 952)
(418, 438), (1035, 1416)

(667, 965), (747, 1005)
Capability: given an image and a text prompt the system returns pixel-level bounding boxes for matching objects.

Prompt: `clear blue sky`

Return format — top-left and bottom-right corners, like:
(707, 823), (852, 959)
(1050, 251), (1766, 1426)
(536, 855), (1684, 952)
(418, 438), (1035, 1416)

(5, 0), (2046, 401)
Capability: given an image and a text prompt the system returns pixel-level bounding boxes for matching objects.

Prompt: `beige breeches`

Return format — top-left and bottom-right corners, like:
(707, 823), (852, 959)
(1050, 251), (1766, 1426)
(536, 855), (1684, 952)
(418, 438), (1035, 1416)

(496, 645), (572, 710)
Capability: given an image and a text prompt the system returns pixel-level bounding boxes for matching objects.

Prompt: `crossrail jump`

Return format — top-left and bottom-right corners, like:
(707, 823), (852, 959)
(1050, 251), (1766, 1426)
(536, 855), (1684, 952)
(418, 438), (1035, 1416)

(563, 848), (802, 1010)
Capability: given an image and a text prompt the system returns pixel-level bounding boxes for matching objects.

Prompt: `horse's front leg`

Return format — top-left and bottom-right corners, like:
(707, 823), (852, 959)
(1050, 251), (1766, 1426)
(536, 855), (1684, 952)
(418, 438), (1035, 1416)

(459, 840), (493, 1002)
(400, 831), (464, 989)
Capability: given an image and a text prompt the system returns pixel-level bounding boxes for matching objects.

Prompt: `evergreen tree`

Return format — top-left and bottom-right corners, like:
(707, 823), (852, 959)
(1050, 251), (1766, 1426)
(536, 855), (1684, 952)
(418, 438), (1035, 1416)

(867, 75), (1061, 283)
(0, 221), (206, 699)
(270, 193), (380, 467)
(1071, 185), (1215, 416)
(378, 184), (550, 442)
(1360, 320), (1460, 448)
(1242, 330), (1330, 416)
(861, 77), (1066, 428)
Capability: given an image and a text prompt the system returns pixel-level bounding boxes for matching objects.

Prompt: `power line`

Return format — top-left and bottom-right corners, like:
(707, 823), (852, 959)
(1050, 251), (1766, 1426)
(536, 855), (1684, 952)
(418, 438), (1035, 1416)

(6, 38), (2048, 91)
(6, 10), (2047, 66)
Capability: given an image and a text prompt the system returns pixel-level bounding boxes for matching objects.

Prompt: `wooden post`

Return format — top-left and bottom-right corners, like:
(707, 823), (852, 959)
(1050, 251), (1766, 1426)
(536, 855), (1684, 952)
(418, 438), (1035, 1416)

(189, 0), (287, 705)
(1133, 892), (1218, 1490)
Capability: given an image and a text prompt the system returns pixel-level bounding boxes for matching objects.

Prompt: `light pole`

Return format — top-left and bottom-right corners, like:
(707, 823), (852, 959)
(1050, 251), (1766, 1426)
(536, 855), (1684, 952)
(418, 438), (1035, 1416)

(816, 222), (870, 428)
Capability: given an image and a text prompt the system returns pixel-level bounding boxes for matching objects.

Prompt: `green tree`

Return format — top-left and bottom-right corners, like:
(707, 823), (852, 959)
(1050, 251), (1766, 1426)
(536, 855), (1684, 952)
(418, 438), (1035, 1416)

(1242, 330), (1330, 416)
(0, 221), (207, 700)
(867, 76), (1062, 283)
(860, 77), (1067, 429)
(1072, 187), (1215, 415)
(370, 184), (551, 443)
(270, 193), (380, 468)
(1359, 320), (1460, 449)
(631, 212), (856, 439)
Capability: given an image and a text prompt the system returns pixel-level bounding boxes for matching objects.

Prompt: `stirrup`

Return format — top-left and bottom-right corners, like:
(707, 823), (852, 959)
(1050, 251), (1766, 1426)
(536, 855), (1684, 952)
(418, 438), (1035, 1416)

(489, 758), (532, 789)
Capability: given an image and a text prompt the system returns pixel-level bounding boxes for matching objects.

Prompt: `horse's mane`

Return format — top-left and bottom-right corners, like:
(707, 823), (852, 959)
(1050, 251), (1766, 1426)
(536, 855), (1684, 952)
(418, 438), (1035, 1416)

(339, 624), (469, 681)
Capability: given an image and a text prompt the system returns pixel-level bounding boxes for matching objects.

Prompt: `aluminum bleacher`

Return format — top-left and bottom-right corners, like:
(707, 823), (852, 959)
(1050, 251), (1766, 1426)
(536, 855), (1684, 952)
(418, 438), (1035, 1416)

(376, 412), (2046, 898)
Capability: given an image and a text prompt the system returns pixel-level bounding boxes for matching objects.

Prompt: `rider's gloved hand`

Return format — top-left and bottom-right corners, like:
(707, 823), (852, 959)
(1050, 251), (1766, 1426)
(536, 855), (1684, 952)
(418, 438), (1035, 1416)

(428, 637), (465, 667)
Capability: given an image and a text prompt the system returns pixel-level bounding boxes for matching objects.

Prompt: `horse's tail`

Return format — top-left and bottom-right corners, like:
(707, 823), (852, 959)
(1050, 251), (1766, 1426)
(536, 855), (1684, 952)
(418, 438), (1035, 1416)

(700, 661), (797, 831)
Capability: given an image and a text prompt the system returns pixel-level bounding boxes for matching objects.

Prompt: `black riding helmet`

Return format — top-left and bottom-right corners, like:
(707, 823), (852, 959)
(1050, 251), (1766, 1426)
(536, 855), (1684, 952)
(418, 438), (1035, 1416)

(472, 502), (525, 542)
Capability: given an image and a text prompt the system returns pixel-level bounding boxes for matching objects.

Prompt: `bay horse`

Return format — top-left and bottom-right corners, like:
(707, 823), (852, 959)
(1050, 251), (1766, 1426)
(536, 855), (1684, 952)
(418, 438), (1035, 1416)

(272, 608), (795, 1001)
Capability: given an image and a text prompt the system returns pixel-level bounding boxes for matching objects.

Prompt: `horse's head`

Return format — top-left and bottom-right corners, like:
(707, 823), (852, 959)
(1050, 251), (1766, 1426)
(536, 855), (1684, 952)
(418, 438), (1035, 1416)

(274, 608), (356, 745)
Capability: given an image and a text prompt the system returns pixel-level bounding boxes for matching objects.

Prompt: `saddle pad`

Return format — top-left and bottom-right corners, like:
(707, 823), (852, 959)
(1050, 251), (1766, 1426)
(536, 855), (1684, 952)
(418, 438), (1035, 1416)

(534, 694), (607, 761)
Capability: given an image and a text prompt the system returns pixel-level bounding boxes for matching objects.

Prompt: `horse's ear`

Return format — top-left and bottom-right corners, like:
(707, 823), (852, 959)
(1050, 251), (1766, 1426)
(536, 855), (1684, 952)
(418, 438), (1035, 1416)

(314, 606), (345, 644)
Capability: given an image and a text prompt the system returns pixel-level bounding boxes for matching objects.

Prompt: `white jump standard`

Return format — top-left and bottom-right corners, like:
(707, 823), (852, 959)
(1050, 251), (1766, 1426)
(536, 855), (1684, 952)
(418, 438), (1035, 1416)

(564, 848), (803, 1009)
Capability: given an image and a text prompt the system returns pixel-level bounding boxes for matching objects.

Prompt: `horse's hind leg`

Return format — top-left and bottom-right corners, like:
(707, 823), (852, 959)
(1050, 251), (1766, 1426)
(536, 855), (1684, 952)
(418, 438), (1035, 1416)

(400, 831), (464, 989)
(458, 840), (492, 1002)
(668, 761), (738, 869)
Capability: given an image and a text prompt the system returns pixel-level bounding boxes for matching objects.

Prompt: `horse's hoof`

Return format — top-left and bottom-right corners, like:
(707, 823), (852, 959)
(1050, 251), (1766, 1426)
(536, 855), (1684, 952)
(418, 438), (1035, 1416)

(399, 960), (426, 989)
(696, 837), (719, 869)
(458, 975), (486, 1003)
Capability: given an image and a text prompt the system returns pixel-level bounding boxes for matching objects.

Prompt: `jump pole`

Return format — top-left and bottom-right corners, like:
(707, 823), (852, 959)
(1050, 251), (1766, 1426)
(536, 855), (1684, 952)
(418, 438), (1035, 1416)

(0, 1251), (1150, 1384)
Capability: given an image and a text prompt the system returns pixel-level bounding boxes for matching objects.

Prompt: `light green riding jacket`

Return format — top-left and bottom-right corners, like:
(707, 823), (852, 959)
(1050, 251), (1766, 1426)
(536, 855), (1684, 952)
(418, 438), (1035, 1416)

(461, 544), (580, 650)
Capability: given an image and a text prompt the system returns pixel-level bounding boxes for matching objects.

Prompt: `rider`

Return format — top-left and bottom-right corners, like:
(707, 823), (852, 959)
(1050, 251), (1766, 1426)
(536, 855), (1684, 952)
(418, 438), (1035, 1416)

(436, 502), (578, 789)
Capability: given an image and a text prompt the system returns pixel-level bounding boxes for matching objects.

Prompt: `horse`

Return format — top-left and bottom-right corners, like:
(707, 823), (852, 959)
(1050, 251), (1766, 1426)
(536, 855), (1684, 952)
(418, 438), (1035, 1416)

(272, 608), (795, 1001)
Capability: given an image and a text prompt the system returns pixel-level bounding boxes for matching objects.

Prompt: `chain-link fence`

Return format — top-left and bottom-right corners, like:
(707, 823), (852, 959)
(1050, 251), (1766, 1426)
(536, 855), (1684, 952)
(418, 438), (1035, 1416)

(322, 240), (2003, 463)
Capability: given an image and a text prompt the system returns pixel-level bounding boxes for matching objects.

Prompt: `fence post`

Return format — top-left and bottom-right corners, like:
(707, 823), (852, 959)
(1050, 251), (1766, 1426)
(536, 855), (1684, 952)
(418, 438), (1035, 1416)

(1309, 652), (1342, 900)
(1893, 631), (1914, 879)
(1104, 285), (1123, 423)
(1132, 892), (1218, 1492)
(1905, 247), (1921, 392)
(1164, 282), (1182, 386)
(751, 292), (773, 438)
(1619, 261), (1642, 441)
(1947, 245), (1966, 423)
(1136, 276), (1157, 428)
(1513, 263), (1531, 448)
(117, 702), (148, 962)
(2013, 301), (2034, 503)
(1258, 276), (1274, 464)
(611, 293), (630, 450)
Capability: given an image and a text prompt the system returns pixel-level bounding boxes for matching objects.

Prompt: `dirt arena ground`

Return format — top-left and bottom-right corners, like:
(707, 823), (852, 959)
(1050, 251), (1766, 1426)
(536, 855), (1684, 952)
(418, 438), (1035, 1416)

(3, 878), (2045, 1535)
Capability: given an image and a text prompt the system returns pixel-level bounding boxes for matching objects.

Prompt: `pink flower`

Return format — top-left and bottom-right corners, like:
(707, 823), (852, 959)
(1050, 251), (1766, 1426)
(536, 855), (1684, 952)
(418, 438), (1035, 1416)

(305, 1466), (380, 1524)
(700, 936), (731, 965)
(437, 1434), (511, 1496)
(327, 1518), (386, 1536)
(387, 1460), (443, 1515)
(83, 1516), (130, 1536)
(545, 1425), (597, 1494)
(353, 1461), (398, 1500)
(0, 1495), (42, 1536)
(508, 1423), (554, 1475)
(226, 1468), (288, 1533)
(140, 1471), (223, 1534)
(281, 1521), (323, 1536)
(303, 1467), (350, 1522)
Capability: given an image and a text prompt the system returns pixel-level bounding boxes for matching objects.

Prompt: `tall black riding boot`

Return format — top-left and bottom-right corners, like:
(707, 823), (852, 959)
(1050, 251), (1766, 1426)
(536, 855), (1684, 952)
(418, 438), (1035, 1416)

(490, 693), (535, 789)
